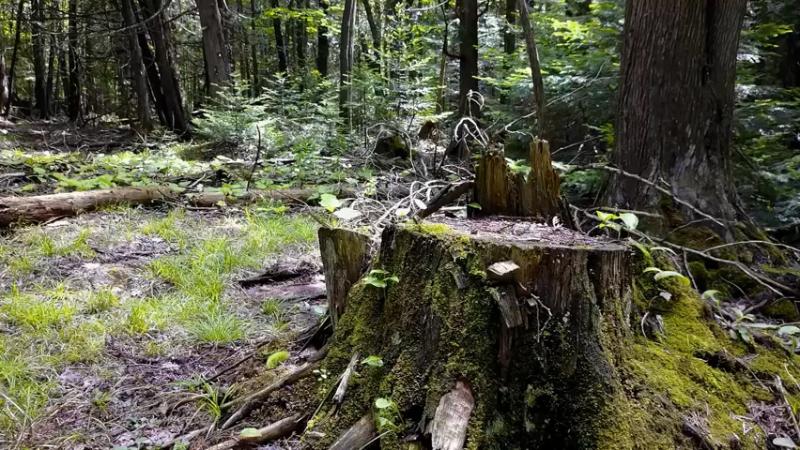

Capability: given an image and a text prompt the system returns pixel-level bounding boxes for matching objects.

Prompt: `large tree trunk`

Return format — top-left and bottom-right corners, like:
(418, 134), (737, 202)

(32, 0), (48, 118)
(121, 0), (152, 132)
(457, 0), (479, 117)
(338, 0), (357, 128)
(67, 0), (81, 122)
(197, 0), (231, 97)
(517, 0), (546, 138)
(315, 220), (633, 449)
(315, 0), (330, 77)
(608, 0), (747, 239)
(4, 0), (24, 118)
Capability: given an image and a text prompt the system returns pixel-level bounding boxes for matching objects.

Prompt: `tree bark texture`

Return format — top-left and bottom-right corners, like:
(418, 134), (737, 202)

(272, 0), (288, 73)
(197, 0), (231, 97)
(121, 0), (152, 131)
(318, 227), (371, 329)
(4, 0), (24, 117)
(457, 0), (479, 117)
(609, 0), (747, 239)
(250, 0), (261, 92)
(338, 0), (357, 127)
(319, 223), (633, 448)
(32, 0), (48, 118)
(68, 0), (81, 121)
(315, 0), (330, 76)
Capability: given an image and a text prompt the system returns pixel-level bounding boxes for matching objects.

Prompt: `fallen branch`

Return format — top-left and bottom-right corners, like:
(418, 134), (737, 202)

(220, 361), (320, 430)
(415, 181), (474, 220)
(160, 424), (213, 449)
(703, 240), (800, 256)
(205, 337), (275, 384)
(206, 413), (306, 450)
(333, 353), (360, 407)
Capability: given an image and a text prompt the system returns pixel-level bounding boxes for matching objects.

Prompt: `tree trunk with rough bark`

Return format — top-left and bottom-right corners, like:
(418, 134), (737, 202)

(272, 0), (288, 73)
(32, 0), (48, 118)
(4, 0), (24, 117)
(316, 0), (329, 76)
(197, 0), (231, 97)
(608, 0), (747, 240)
(67, 0), (81, 121)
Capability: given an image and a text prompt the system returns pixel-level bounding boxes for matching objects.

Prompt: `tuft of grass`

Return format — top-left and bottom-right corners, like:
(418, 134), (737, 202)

(266, 350), (290, 369)
(199, 383), (237, 421)
(27, 227), (95, 258)
(85, 289), (120, 314)
(1, 293), (76, 332)
(262, 298), (283, 317)
(141, 209), (187, 243)
(189, 312), (247, 344)
(122, 299), (169, 335)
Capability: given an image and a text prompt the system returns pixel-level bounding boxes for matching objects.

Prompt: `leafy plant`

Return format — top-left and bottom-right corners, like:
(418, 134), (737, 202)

(361, 356), (384, 367)
(643, 267), (691, 286)
(596, 211), (639, 231)
(266, 351), (290, 369)
(374, 397), (403, 431)
(362, 270), (399, 289)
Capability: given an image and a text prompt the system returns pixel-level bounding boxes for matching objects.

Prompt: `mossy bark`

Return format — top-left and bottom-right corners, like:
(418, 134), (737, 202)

(318, 224), (634, 449)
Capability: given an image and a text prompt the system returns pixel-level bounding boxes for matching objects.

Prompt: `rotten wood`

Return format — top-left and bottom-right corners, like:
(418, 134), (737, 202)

(429, 379), (475, 450)
(318, 227), (372, 329)
(416, 181), (475, 220)
(206, 413), (305, 450)
(473, 139), (562, 223)
(329, 414), (376, 450)
(487, 260), (520, 283)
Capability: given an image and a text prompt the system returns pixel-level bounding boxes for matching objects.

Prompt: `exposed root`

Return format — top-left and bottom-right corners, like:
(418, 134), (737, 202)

(206, 413), (306, 450)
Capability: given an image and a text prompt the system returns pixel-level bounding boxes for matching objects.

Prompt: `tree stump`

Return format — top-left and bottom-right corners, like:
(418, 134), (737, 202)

(319, 220), (633, 449)
(473, 139), (564, 223)
(318, 227), (372, 328)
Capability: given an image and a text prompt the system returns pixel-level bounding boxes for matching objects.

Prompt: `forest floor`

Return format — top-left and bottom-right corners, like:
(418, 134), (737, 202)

(0, 121), (340, 449)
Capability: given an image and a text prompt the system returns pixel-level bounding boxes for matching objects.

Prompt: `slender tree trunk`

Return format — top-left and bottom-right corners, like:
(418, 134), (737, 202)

(338, 0), (357, 128)
(121, 0), (152, 131)
(457, 0), (478, 117)
(238, 0), (250, 95)
(608, 0), (747, 239)
(135, 6), (168, 126)
(140, 0), (189, 135)
(272, 0), (288, 73)
(504, 0), (516, 54)
(315, 0), (329, 76)
(32, 0), (48, 118)
(361, 0), (380, 68)
(5, 0), (24, 117)
(250, 0), (260, 92)
(45, 28), (56, 117)
(197, 0), (231, 97)
(517, 0), (546, 137)
(58, 38), (68, 117)
(67, 0), (81, 121)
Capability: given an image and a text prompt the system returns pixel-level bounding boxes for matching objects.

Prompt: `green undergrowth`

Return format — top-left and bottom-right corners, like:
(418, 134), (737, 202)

(0, 208), (317, 441)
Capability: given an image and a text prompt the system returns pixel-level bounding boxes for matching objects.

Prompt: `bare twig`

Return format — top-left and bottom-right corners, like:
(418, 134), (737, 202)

(703, 240), (800, 255)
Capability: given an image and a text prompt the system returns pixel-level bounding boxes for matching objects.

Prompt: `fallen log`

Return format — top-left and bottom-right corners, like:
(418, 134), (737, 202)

(206, 413), (306, 450)
(0, 185), (355, 228)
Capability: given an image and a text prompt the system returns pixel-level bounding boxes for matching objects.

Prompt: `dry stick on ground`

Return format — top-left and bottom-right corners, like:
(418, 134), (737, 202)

(572, 163), (725, 228)
(220, 361), (321, 430)
(775, 376), (800, 440)
(571, 206), (795, 296)
(160, 424), (214, 449)
(204, 337), (275, 384)
(414, 181), (475, 220)
(333, 352), (360, 407)
(205, 413), (306, 450)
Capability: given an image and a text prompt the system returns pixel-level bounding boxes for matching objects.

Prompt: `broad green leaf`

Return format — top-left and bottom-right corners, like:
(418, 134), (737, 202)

(654, 271), (691, 285)
(643, 267), (662, 274)
(629, 240), (650, 257)
(386, 275), (399, 283)
(319, 194), (341, 212)
(738, 329), (753, 344)
(370, 270), (388, 275)
(468, 203), (482, 210)
(618, 213), (639, 230)
(375, 398), (392, 409)
(779, 326), (800, 336)
(240, 428), (262, 438)
(701, 290), (721, 300)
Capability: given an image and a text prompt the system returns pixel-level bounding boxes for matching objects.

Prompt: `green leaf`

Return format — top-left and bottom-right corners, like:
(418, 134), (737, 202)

(643, 267), (662, 274)
(266, 351), (290, 369)
(779, 326), (800, 336)
(701, 290), (721, 300)
(738, 328), (753, 344)
(386, 275), (399, 283)
(468, 202), (482, 210)
(319, 193), (341, 212)
(240, 428), (262, 438)
(773, 437), (797, 448)
(742, 323), (778, 329)
(599, 222), (621, 231)
(596, 211), (617, 222)
(361, 356), (384, 367)
(618, 213), (639, 230)
(375, 398), (392, 409)
(654, 271), (691, 285)
(629, 240), (650, 257)
(369, 270), (388, 275)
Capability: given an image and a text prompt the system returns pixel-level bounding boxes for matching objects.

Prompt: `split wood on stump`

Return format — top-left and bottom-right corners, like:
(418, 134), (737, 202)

(318, 227), (372, 328)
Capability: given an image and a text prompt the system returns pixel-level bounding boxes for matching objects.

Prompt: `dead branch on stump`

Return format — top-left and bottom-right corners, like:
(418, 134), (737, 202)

(206, 413), (306, 450)
(329, 414), (376, 450)
(333, 352), (360, 407)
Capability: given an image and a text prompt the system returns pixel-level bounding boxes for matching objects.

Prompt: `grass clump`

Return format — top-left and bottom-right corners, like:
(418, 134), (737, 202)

(1, 292), (76, 332)
(266, 350), (290, 369)
(262, 298), (283, 317)
(190, 312), (247, 344)
(85, 289), (120, 314)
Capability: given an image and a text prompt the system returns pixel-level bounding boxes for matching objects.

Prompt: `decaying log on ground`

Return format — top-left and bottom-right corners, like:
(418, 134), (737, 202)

(0, 185), (355, 227)
(315, 220), (633, 448)
(429, 379), (474, 450)
(318, 227), (372, 328)
(190, 186), (356, 207)
(473, 139), (564, 223)
(328, 414), (376, 450)
(206, 413), (306, 450)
